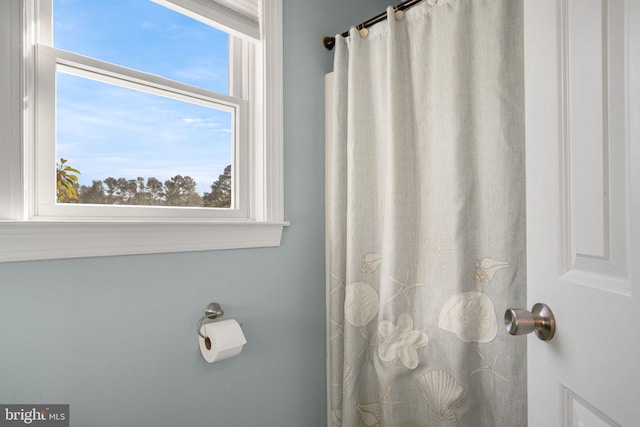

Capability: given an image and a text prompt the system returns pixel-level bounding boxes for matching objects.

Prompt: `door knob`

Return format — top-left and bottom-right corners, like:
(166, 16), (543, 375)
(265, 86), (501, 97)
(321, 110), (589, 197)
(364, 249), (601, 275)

(504, 303), (556, 341)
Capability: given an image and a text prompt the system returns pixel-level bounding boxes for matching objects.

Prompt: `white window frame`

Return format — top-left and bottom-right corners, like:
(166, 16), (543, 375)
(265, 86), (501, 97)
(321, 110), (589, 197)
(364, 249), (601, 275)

(0, 0), (286, 262)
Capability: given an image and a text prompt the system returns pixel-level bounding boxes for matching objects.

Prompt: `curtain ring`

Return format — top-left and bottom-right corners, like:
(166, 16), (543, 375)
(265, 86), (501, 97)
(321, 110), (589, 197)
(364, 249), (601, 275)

(358, 24), (369, 38)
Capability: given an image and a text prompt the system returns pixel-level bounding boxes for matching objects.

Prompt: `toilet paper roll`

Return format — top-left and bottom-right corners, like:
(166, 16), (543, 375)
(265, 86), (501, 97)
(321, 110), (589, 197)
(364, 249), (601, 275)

(198, 319), (247, 363)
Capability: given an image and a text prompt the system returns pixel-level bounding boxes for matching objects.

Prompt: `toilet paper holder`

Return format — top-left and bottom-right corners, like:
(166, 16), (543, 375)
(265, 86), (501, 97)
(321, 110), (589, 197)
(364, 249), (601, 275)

(197, 302), (225, 339)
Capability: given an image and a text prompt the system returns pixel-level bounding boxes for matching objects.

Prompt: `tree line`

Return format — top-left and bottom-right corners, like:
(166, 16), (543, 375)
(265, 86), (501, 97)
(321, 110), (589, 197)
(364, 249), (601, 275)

(57, 160), (231, 208)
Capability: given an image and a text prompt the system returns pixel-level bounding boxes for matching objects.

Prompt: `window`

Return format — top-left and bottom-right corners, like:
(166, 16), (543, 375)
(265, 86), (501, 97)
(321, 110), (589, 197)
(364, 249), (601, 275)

(39, 0), (247, 218)
(0, 0), (285, 262)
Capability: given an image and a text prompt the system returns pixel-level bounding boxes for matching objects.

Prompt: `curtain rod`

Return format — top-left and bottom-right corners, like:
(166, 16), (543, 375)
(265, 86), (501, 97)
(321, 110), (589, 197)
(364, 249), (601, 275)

(321, 0), (425, 51)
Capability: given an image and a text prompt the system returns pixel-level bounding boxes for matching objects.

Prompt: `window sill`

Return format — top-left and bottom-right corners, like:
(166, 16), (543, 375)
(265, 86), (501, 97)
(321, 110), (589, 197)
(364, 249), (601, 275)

(0, 220), (289, 262)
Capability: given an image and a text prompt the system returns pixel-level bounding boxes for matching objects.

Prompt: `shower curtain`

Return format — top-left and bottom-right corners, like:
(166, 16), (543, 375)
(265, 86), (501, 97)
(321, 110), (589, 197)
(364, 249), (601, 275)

(326, 0), (525, 425)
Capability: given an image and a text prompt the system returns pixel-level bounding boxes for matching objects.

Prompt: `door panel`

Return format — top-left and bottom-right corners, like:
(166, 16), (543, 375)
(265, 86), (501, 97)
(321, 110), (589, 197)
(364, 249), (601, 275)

(524, 0), (639, 426)
(563, 0), (631, 295)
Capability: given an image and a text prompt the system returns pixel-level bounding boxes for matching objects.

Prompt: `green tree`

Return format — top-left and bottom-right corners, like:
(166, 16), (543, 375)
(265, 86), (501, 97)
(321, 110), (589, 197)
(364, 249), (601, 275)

(116, 178), (138, 204)
(77, 180), (108, 204)
(203, 165), (231, 208)
(56, 158), (80, 202)
(103, 177), (118, 203)
(75, 174), (206, 207)
(146, 177), (165, 205)
(164, 175), (202, 206)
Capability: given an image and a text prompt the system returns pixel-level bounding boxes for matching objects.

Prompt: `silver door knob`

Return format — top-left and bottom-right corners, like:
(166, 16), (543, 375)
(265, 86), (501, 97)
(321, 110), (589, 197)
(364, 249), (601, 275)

(504, 303), (556, 341)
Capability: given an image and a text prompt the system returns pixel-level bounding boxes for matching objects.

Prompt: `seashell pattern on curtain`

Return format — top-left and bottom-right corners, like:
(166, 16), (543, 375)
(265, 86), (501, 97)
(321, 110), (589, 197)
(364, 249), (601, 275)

(326, 0), (526, 425)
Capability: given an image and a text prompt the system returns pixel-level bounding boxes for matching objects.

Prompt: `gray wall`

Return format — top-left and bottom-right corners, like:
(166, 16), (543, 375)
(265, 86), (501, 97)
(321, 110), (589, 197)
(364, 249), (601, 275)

(0, 0), (388, 426)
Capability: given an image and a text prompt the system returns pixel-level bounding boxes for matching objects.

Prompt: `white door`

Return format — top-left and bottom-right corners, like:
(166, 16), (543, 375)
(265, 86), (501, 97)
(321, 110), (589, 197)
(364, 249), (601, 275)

(524, 0), (640, 426)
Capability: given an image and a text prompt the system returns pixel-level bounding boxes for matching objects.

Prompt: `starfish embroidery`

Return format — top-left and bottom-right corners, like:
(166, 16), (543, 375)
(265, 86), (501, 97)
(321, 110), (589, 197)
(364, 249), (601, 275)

(330, 409), (342, 427)
(471, 348), (511, 391)
(331, 364), (354, 388)
(379, 385), (402, 416)
(329, 318), (344, 340)
(388, 271), (424, 307)
(428, 231), (455, 268)
(330, 273), (345, 295)
(359, 332), (376, 363)
(343, 364), (354, 386)
(330, 364), (354, 401)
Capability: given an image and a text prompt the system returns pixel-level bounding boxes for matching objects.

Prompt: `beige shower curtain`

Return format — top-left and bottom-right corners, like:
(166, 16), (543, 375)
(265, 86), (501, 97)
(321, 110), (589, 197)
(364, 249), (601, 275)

(326, 0), (526, 425)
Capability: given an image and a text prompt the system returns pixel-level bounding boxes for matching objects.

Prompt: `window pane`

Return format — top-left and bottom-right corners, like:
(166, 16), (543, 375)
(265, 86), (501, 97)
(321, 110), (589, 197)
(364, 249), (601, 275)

(53, 0), (229, 94)
(56, 72), (233, 208)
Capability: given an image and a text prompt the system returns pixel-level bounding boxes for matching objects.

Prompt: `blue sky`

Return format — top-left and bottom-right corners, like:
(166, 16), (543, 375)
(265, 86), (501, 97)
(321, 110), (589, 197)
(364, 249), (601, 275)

(54, 0), (231, 194)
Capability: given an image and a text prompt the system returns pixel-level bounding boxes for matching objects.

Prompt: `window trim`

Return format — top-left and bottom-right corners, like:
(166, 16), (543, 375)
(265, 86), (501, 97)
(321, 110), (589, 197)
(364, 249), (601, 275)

(0, 221), (288, 262)
(0, 0), (286, 262)
(35, 45), (251, 220)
